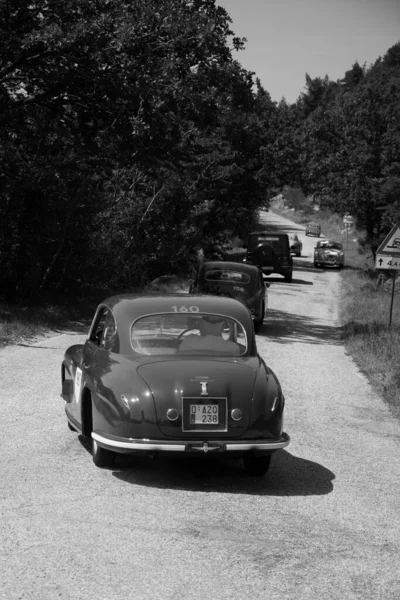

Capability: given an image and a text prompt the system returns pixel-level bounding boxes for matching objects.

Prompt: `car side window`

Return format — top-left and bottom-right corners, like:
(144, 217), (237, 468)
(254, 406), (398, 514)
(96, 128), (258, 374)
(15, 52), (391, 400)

(90, 308), (116, 350)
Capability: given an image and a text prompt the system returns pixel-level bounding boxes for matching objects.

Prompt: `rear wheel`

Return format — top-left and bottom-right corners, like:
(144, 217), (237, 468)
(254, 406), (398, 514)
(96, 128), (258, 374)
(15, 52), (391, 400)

(243, 454), (272, 477)
(92, 438), (115, 468)
(254, 303), (265, 333)
(284, 271), (293, 282)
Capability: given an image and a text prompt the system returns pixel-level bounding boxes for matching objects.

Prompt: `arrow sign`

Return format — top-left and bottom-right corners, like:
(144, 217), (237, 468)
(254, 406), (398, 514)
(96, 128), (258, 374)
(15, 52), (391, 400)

(375, 254), (400, 270)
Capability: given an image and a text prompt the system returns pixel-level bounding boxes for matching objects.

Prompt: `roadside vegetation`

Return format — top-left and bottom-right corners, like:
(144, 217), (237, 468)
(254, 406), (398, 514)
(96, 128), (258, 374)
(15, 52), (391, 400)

(273, 196), (400, 417)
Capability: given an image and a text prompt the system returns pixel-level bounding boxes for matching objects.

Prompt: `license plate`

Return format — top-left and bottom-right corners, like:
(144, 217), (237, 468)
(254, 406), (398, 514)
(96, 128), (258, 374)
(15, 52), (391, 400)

(190, 404), (219, 424)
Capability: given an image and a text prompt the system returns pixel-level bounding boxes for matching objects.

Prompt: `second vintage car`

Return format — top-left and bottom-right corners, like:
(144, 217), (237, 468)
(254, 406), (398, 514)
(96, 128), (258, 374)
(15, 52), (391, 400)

(305, 222), (321, 237)
(189, 261), (268, 333)
(61, 294), (289, 477)
(314, 240), (345, 268)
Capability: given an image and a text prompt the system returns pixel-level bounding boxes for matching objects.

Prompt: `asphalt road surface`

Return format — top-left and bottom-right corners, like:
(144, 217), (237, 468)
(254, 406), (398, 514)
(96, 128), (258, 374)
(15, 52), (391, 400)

(1, 211), (400, 600)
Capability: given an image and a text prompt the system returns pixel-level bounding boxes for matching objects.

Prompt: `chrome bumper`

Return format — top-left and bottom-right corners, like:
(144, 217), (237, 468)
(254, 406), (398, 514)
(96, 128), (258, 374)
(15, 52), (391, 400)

(91, 432), (290, 454)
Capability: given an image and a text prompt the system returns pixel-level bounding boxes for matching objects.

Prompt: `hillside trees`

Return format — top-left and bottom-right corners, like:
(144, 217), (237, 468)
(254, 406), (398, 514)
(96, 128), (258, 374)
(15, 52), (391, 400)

(1, 0), (271, 299)
(291, 43), (400, 247)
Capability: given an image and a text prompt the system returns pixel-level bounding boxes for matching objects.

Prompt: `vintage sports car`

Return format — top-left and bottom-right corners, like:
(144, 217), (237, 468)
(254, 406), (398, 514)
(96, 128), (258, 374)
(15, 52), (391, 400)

(189, 261), (268, 333)
(289, 234), (302, 257)
(314, 240), (345, 268)
(61, 294), (289, 476)
(244, 232), (293, 282)
(305, 222), (321, 237)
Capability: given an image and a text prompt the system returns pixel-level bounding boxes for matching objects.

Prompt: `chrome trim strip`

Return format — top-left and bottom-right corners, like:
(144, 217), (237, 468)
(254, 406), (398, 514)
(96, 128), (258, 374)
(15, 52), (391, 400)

(92, 433), (290, 452)
(92, 433), (186, 452)
(225, 439), (290, 451)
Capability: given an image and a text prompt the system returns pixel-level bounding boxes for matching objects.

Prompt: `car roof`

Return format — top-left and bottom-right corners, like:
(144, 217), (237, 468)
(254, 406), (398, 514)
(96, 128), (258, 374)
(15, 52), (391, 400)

(199, 261), (261, 276)
(101, 293), (254, 323)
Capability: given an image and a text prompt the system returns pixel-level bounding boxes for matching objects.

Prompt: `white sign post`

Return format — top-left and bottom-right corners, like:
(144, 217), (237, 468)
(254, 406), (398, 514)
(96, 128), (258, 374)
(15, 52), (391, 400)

(375, 225), (400, 328)
(342, 215), (354, 248)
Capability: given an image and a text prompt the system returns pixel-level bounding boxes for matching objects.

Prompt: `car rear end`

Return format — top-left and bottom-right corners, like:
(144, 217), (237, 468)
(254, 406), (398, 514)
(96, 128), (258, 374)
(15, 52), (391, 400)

(245, 233), (293, 281)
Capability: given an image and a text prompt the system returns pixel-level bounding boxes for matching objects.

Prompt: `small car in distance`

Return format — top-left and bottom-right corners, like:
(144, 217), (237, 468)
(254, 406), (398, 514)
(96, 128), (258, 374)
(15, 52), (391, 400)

(314, 240), (345, 268)
(305, 222), (321, 237)
(244, 231), (293, 282)
(61, 294), (290, 476)
(289, 234), (302, 257)
(190, 261), (268, 333)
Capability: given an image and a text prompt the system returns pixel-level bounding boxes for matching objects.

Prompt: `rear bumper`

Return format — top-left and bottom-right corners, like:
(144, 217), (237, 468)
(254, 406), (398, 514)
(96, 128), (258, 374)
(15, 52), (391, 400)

(92, 432), (290, 456)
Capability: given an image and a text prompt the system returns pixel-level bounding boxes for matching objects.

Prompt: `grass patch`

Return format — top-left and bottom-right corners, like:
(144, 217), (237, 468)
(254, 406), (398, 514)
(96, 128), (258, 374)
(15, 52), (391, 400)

(340, 269), (400, 416)
(0, 278), (191, 348)
(0, 301), (91, 347)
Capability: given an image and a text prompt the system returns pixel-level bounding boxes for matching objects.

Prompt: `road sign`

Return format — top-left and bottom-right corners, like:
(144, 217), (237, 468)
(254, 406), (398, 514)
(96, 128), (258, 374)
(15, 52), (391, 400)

(343, 214), (354, 224)
(376, 225), (400, 257)
(375, 254), (400, 270)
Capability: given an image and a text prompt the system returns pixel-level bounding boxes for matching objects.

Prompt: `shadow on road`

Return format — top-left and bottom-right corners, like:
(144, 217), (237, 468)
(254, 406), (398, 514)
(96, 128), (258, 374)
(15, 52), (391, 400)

(258, 309), (342, 345)
(264, 275), (314, 286)
(109, 449), (335, 496)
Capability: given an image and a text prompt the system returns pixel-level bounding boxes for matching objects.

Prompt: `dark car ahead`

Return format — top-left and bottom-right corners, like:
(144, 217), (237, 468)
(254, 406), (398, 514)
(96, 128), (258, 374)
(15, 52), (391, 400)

(190, 261), (268, 333)
(244, 231), (293, 282)
(61, 294), (289, 477)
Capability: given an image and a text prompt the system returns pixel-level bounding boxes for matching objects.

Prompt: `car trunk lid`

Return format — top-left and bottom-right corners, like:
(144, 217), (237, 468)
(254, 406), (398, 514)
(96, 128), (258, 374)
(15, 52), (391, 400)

(137, 358), (257, 438)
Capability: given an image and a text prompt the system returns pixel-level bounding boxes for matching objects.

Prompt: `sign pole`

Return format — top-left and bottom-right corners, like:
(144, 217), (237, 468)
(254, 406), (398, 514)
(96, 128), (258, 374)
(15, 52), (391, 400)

(389, 271), (396, 329)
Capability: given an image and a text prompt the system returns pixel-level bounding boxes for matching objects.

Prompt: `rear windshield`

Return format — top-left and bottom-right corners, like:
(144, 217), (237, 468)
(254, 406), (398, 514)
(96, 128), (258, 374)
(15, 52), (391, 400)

(322, 243), (342, 250)
(131, 312), (248, 356)
(247, 234), (289, 253)
(205, 269), (250, 284)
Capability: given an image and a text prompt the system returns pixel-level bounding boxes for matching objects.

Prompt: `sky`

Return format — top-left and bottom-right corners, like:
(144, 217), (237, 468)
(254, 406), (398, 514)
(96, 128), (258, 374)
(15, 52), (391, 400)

(217, 0), (400, 103)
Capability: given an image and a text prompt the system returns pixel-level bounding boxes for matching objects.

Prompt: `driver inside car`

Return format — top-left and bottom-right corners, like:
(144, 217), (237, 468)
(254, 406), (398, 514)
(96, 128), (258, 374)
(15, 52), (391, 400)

(178, 315), (241, 354)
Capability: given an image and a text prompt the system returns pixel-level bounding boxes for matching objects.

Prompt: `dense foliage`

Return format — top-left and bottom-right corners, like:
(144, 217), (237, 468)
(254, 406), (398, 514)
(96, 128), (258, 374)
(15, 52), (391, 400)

(287, 49), (400, 251)
(1, 0), (399, 300)
(0, 0), (276, 298)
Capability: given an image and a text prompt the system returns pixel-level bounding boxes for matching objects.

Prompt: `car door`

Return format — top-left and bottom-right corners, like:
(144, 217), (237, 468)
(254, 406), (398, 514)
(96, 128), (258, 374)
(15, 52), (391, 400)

(73, 308), (117, 426)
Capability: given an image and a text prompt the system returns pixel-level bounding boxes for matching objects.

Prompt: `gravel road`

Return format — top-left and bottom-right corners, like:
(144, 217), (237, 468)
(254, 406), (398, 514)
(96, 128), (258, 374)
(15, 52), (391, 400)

(1, 211), (399, 600)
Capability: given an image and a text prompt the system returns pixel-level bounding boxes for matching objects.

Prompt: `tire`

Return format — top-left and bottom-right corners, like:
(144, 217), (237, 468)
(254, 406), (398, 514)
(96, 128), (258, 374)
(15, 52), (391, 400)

(252, 243), (275, 271)
(284, 271), (293, 283)
(254, 303), (265, 334)
(92, 438), (115, 468)
(243, 454), (272, 477)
